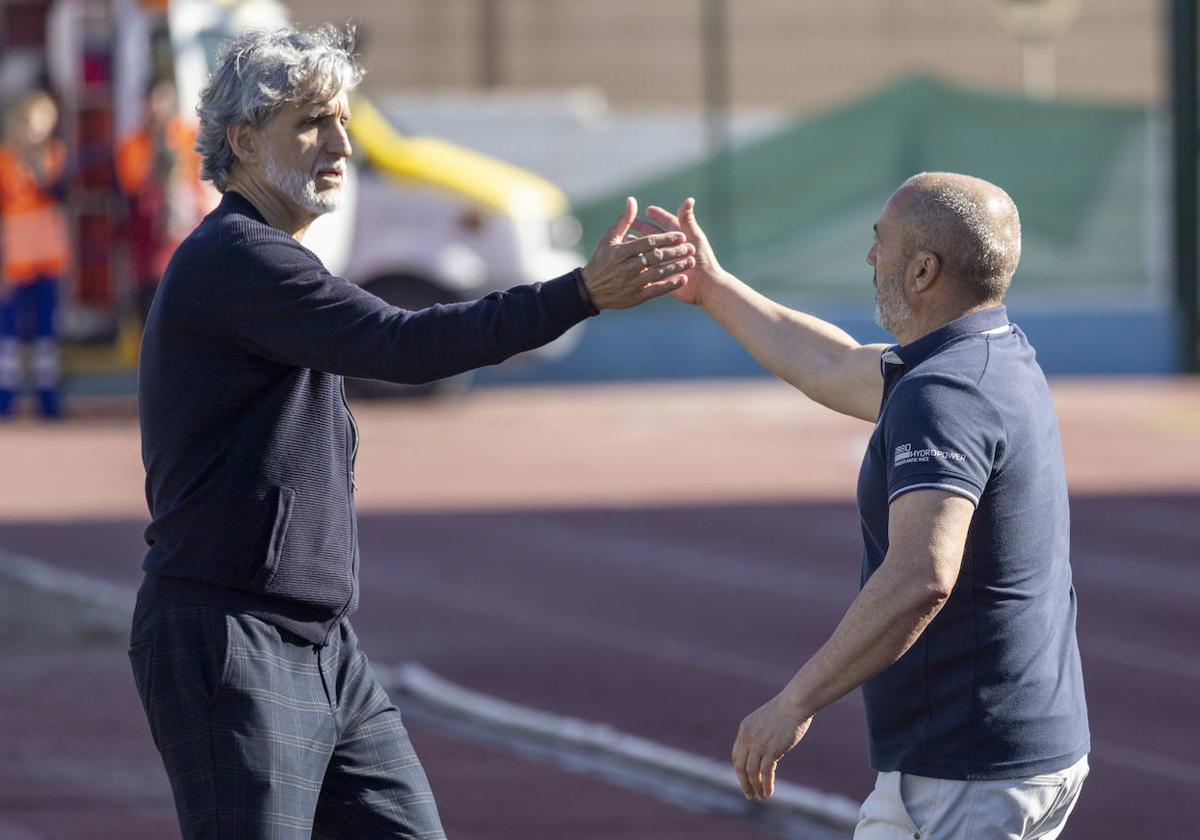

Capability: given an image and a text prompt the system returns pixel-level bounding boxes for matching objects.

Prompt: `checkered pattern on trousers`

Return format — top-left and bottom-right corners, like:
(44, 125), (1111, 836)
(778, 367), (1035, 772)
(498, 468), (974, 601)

(128, 604), (446, 839)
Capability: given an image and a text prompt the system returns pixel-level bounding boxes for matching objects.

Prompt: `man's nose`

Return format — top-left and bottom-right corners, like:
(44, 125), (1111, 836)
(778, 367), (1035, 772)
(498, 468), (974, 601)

(328, 123), (352, 158)
(866, 244), (877, 266)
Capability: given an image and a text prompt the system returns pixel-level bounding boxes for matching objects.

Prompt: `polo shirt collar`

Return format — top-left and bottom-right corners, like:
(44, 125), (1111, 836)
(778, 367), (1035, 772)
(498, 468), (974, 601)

(883, 305), (1009, 369)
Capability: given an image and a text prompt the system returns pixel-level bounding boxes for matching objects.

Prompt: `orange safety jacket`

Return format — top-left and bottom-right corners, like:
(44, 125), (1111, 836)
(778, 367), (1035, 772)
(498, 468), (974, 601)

(0, 140), (69, 285)
(115, 117), (201, 197)
(116, 117), (211, 283)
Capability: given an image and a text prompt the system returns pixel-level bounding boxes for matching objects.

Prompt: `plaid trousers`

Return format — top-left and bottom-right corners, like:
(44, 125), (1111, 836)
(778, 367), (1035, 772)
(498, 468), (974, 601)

(128, 604), (446, 839)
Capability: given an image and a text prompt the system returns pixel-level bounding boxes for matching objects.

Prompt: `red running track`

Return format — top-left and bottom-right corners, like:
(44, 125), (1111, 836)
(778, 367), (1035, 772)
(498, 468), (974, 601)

(1, 378), (1197, 838)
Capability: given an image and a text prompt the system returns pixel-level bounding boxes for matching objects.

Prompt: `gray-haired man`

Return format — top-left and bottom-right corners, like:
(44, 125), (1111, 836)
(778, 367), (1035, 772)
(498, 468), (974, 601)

(130, 25), (694, 838)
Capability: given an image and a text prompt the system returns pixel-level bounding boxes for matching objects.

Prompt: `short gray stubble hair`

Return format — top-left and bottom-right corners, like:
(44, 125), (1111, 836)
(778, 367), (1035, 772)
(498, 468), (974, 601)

(900, 173), (1022, 303)
(195, 24), (364, 191)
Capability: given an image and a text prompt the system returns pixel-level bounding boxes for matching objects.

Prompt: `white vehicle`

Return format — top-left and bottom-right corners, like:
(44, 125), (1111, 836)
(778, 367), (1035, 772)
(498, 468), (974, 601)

(27, 0), (585, 395)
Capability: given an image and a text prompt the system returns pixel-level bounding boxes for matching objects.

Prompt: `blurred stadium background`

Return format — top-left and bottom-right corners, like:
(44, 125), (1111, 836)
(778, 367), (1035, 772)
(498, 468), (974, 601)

(286, 0), (1195, 380)
(1, 1), (1198, 838)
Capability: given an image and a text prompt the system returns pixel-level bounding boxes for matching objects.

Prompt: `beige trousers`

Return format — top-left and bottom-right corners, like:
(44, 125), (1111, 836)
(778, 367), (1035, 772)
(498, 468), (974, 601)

(853, 755), (1089, 840)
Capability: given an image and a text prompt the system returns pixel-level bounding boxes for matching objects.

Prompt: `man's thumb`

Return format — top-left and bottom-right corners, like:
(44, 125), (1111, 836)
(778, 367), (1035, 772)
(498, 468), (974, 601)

(679, 197), (703, 237)
(609, 196), (637, 243)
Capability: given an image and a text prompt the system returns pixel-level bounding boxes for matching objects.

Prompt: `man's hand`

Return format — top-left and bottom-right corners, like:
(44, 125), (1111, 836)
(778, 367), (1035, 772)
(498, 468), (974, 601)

(731, 694), (812, 801)
(644, 197), (723, 306)
(581, 197), (695, 310)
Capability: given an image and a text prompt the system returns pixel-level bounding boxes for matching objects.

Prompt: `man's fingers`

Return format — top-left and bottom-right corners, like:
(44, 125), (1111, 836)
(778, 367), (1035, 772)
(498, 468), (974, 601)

(623, 243), (694, 271)
(646, 205), (681, 230)
(653, 256), (695, 279)
(759, 754), (777, 799)
(732, 743), (755, 800)
(638, 275), (687, 301)
(615, 231), (687, 260)
(629, 217), (668, 237)
(678, 197), (705, 236)
(745, 752), (764, 800)
(680, 197), (714, 239)
(605, 196), (638, 244)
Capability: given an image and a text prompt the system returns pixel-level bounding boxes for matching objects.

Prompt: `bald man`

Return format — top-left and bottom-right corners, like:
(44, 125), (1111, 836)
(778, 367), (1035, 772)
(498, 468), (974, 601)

(650, 174), (1089, 839)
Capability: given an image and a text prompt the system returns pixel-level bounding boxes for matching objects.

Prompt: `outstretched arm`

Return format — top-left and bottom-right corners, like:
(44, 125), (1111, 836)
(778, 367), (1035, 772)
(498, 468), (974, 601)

(211, 198), (695, 384)
(647, 199), (885, 422)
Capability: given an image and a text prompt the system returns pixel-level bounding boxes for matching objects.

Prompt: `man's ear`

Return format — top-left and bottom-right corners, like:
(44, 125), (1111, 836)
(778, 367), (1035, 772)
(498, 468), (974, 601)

(909, 250), (941, 294)
(227, 123), (259, 166)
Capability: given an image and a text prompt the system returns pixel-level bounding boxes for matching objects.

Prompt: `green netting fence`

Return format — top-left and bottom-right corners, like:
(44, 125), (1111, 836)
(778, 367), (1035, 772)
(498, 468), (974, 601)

(576, 75), (1161, 310)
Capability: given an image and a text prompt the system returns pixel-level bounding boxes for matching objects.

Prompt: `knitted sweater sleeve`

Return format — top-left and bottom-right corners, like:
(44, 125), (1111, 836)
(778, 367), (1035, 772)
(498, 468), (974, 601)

(211, 227), (592, 384)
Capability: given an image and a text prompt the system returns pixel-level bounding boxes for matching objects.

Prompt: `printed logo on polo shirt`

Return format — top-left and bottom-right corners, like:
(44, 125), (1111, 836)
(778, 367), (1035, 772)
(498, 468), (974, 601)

(894, 442), (966, 466)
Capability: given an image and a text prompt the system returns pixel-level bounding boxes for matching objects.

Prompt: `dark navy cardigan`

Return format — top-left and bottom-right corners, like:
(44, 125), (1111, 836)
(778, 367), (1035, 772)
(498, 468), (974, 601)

(137, 191), (594, 643)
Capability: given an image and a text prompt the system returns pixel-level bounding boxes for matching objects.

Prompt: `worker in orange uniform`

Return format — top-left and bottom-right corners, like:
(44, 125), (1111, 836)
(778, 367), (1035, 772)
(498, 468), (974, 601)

(0, 89), (69, 419)
(116, 79), (210, 323)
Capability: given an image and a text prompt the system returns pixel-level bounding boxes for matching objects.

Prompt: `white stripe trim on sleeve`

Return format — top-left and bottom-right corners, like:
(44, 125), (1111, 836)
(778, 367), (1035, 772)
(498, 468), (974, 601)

(888, 483), (980, 506)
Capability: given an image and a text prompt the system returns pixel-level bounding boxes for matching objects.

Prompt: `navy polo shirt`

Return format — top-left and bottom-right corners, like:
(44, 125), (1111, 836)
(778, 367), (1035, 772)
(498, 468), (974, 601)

(855, 306), (1089, 780)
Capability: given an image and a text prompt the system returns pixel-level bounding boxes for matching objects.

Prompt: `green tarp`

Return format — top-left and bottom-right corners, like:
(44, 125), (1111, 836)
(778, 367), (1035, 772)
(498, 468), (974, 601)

(576, 76), (1159, 309)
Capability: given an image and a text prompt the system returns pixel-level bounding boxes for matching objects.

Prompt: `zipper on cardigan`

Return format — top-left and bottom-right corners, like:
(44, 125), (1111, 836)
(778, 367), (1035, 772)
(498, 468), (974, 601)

(327, 377), (361, 646)
(340, 378), (359, 491)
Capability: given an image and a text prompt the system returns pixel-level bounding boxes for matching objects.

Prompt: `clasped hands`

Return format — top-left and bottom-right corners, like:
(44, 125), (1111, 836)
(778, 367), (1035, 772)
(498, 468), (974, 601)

(580, 196), (722, 310)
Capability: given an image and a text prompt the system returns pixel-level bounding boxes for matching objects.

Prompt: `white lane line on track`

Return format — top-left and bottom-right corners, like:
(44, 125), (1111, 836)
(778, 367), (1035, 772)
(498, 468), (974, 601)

(0, 548), (134, 616)
(379, 661), (861, 838)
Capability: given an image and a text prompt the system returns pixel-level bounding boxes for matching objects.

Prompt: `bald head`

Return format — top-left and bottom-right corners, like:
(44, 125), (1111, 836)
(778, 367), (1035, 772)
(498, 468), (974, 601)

(891, 172), (1022, 304)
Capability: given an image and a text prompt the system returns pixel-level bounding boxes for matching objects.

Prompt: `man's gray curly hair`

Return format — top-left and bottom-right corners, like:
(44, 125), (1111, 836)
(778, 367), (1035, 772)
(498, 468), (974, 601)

(195, 24), (364, 191)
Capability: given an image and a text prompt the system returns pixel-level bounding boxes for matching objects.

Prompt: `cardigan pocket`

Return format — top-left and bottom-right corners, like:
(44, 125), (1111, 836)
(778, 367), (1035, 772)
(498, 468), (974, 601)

(253, 484), (295, 588)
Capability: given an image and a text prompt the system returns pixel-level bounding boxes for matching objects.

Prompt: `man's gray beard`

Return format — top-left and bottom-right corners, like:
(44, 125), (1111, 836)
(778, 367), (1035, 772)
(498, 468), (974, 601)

(873, 269), (911, 336)
(265, 152), (341, 215)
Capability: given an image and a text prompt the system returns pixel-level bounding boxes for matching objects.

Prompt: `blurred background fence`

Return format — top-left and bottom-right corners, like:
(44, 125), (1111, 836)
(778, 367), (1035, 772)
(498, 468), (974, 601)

(575, 75), (1165, 307)
(293, 0), (1165, 110)
(1, 0), (1195, 391)
(290, 0), (1196, 378)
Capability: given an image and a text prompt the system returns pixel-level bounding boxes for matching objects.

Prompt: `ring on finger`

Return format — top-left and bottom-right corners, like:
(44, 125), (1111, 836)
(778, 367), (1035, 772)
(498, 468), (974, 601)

(639, 252), (649, 268)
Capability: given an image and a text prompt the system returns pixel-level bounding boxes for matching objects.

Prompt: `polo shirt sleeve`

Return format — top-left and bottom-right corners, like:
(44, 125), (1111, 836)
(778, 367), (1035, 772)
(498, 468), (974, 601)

(880, 373), (1004, 507)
